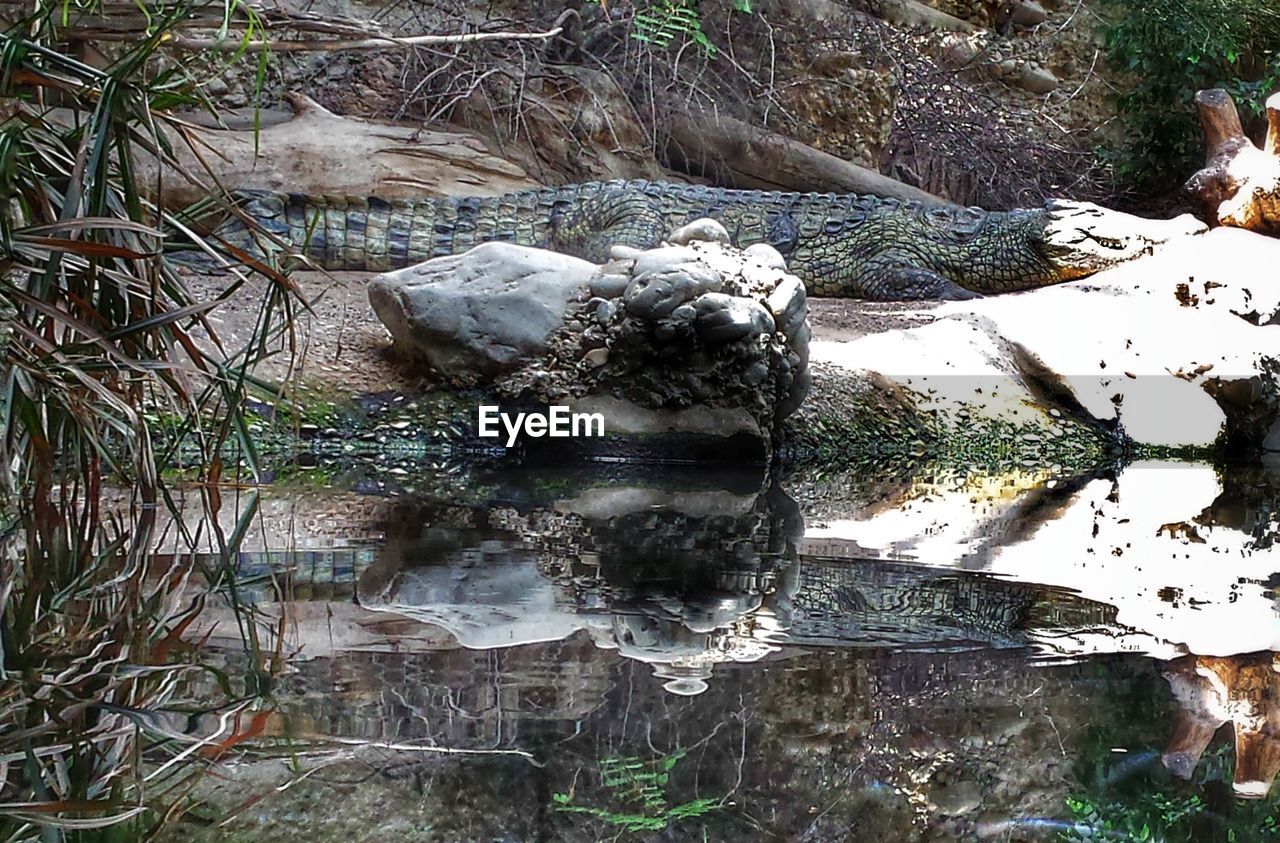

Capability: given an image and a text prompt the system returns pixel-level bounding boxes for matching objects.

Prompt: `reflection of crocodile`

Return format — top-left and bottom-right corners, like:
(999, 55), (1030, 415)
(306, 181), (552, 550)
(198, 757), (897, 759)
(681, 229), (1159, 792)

(224, 181), (1196, 300)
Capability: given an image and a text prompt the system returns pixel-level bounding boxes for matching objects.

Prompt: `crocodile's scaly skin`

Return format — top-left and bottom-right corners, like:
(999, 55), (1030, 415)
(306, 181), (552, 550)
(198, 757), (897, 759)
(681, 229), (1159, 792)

(231, 179), (1076, 300)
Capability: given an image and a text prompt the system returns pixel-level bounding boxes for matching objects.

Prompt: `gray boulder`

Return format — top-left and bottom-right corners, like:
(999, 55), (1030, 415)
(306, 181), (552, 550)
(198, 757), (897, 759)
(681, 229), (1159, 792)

(367, 221), (813, 452)
(367, 242), (596, 378)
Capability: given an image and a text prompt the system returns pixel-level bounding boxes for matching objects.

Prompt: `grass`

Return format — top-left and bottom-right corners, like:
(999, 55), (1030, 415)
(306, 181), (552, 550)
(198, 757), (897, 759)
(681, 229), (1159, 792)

(0, 1), (308, 838)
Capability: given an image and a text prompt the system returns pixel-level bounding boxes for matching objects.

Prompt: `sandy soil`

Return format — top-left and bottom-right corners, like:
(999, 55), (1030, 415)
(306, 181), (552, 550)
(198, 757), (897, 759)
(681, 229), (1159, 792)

(189, 269), (429, 397)
(190, 268), (940, 398)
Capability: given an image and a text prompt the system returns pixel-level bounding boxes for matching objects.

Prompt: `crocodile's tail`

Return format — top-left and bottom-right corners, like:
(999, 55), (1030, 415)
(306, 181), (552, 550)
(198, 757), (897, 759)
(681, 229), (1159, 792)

(197, 188), (566, 272)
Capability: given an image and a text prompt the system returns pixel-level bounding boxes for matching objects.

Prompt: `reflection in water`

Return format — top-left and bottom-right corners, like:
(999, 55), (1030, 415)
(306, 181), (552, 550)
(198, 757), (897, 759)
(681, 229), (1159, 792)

(1163, 652), (1280, 798)
(8, 459), (1280, 840)
(349, 483), (1138, 698)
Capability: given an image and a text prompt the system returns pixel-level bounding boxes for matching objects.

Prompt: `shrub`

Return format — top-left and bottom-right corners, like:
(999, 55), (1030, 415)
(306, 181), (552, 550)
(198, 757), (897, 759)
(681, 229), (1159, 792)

(1099, 0), (1280, 192)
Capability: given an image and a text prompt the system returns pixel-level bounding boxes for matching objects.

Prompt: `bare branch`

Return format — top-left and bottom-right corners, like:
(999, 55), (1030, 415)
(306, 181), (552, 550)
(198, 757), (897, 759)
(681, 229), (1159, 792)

(75, 25), (564, 53)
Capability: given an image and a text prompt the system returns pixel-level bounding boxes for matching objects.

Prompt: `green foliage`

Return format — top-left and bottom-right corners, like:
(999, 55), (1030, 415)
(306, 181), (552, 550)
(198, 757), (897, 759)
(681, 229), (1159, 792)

(1061, 697), (1280, 842)
(553, 750), (723, 834)
(598, 0), (755, 57)
(1099, 0), (1280, 191)
(0, 2), (300, 839)
(0, 0), (301, 503)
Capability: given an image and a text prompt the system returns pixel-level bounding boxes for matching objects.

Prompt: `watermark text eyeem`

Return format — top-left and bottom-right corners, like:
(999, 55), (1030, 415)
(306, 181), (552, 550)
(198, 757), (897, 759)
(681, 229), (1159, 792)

(478, 405), (605, 447)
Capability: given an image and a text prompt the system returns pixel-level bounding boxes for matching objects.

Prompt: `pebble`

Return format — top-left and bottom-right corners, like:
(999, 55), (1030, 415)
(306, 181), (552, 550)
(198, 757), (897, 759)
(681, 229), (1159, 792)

(931, 780), (983, 816)
(595, 300), (617, 325)
(668, 218), (731, 246)
(583, 348), (609, 367)
(1017, 63), (1059, 94)
(589, 273), (630, 299)
(743, 242), (788, 271)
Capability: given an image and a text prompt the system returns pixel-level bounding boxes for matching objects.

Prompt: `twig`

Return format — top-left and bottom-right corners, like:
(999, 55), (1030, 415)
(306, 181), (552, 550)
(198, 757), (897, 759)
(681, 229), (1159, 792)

(81, 25), (564, 53)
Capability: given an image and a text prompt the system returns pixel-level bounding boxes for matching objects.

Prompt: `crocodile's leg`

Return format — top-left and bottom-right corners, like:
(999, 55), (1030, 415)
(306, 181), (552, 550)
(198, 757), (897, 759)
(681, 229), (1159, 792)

(852, 250), (982, 301)
(549, 190), (668, 262)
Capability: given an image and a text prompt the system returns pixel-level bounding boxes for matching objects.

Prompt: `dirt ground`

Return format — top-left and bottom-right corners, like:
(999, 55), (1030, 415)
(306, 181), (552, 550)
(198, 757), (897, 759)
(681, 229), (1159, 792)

(190, 269), (429, 398)
(190, 269), (941, 400)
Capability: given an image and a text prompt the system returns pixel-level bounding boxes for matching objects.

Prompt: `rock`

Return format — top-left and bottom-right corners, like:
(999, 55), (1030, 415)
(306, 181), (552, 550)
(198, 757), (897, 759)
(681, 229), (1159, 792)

(1011, 0), (1048, 26)
(931, 780), (983, 816)
(623, 260), (724, 320)
(589, 272), (631, 299)
(367, 242), (595, 377)
(609, 245), (646, 261)
(744, 242), (788, 271)
(368, 224), (813, 458)
(768, 277), (808, 336)
(692, 294), (776, 345)
(1016, 63), (1059, 94)
(668, 218), (731, 246)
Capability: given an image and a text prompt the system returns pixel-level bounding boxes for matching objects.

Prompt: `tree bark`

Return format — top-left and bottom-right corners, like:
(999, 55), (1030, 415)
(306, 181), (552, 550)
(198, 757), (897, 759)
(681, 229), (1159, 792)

(1185, 88), (1280, 235)
(665, 109), (955, 208)
(137, 94), (540, 210)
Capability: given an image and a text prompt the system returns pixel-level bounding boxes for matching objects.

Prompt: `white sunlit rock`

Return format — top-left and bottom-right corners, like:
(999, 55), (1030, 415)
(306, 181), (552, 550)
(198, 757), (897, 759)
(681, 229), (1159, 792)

(802, 460), (1280, 659)
(812, 226), (1280, 450)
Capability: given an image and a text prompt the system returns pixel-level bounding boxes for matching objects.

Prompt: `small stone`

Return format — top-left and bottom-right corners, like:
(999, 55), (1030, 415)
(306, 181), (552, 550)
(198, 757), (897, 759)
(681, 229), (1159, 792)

(590, 273), (631, 299)
(596, 299), (617, 325)
(767, 276), (808, 335)
(1011, 0), (1048, 26)
(631, 246), (702, 277)
(668, 218), (731, 247)
(692, 293), (775, 344)
(624, 263), (723, 320)
(1017, 63), (1059, 94)
(609, 245), (645, 261)
(931, 780), (983, 816)
(744, 242), (788, 271)
(940, 34), (979, 65)
(584, 348), (609, 367)
(743, 361), (770, 386)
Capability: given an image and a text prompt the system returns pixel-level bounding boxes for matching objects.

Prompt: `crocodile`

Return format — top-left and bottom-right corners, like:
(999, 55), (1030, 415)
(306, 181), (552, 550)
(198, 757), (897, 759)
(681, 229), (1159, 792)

(218, 179), (1202, 301)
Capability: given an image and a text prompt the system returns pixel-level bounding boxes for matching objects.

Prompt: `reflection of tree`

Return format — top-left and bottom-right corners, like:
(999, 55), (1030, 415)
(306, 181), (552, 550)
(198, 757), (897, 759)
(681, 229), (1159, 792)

(1060, 653), (1280, 842)
(1162, 653), (1280, 800)
(1197, 465), (1280, 551)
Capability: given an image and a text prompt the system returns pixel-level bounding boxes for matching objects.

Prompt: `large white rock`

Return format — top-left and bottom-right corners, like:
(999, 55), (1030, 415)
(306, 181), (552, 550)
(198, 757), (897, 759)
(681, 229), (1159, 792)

(813, 227), (1280, 449)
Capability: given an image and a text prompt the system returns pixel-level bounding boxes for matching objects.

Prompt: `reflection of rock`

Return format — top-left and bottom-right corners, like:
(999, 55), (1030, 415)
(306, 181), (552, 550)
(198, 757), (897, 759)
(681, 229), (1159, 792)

(798, 461), (1280, 660)
(360, 479), (804, 695)
(1162, 652), (1280, 798)
(354, 472), (1169, 694)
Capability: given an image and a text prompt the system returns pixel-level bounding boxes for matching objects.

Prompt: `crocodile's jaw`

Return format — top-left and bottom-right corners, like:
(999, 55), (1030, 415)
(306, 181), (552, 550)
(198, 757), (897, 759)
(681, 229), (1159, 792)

(1038, 200), (1208, 282)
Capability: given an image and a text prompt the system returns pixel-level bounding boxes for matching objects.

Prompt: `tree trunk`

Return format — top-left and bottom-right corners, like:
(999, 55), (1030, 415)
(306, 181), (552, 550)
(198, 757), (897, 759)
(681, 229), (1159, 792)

(138, 94), (540, 210)
(666, 109), (955, 208)
(1185, 88), (1280, 235)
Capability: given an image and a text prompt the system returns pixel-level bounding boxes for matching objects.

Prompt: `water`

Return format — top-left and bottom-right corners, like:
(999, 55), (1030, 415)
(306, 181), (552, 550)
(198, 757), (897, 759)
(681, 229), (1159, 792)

(7, 458), (1280, 840)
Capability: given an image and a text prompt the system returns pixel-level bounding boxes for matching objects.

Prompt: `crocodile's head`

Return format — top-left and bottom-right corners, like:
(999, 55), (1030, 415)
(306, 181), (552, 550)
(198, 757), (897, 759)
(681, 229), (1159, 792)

(1036, 199), (1208, 282)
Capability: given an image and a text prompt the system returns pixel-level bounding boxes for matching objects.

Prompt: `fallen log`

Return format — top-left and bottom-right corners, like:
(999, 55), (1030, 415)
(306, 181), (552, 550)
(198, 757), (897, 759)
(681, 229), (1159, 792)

(665, 109), (955, 208)
(869, 0), (976, 32)
(138, 94), (539, 209)
(1185, 88), (1280, 235)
